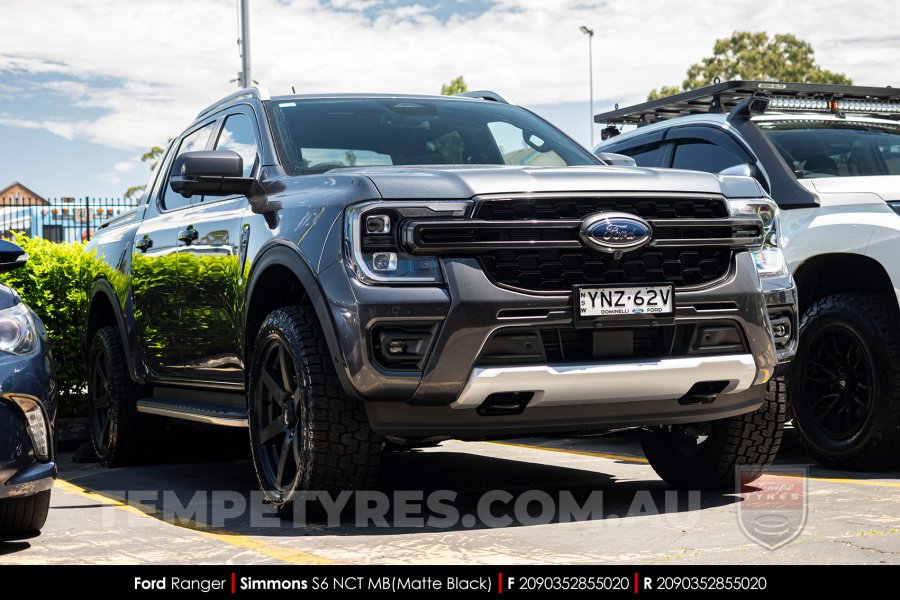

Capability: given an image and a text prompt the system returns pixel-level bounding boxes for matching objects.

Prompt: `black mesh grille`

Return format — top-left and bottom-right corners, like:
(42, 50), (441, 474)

(475, 196), (728, 220)
(472, 196), (733, 293)
(479, 247), (732, 293)
(540, 328), (673, 362)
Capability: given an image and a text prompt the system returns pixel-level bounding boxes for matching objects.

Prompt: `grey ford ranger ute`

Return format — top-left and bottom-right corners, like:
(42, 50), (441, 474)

(83, 87), (796, 517)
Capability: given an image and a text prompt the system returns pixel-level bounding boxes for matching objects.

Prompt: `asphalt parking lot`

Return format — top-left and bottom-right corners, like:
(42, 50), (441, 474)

(2, 428), (898, 565)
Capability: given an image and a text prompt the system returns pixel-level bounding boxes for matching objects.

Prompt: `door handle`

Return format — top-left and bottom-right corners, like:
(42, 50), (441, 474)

(135, 235), (153, 252)
(178, 226), (199, 245)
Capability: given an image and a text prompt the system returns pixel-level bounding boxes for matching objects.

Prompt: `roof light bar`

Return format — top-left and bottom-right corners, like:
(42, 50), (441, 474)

(767, 97), (830, 111)
(762, 97), (900, 115)
(593, 81), (900, 126)
(835, 99), (900, 114)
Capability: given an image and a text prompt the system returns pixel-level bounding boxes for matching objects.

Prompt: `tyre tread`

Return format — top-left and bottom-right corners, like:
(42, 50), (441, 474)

(0, 490), (51, 539)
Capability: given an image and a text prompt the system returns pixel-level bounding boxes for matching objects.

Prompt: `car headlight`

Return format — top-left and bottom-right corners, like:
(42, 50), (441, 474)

(9, 395), (50, 461)
(345, 201), (471, 284)
(728, 198), (787, 276)
(0, 303), (37, 355)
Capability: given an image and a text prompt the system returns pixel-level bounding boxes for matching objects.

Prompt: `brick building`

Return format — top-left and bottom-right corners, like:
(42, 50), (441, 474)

(0, 182), (49, 205)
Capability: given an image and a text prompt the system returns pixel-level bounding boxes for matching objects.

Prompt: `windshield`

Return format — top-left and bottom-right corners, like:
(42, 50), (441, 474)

(758, 119), (900, 178)
(265, 98), (597, 175)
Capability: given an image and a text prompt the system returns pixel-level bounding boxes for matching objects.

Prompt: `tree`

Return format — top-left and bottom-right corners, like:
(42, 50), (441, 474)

(648, 32), (852, 100)
(441, 76), (469, 96)
(124, 144), (167, 200)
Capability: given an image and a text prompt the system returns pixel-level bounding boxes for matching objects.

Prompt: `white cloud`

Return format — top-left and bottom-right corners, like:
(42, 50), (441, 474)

(0, 113), (90, 140)
(97, 171), (124, 187)
(0, 0), (899, 150)
(113, 160), (139, 173)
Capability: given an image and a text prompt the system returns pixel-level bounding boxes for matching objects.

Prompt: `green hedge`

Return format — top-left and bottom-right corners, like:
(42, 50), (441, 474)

(0, 234), (97, 416)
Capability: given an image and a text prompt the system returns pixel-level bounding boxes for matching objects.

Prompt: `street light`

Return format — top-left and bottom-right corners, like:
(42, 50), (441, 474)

(238, 0), (251, 88)
(579, 25), (595, 147)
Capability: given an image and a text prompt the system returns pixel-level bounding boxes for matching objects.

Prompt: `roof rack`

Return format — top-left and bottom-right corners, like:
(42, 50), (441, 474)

(594, 80), (900, 126)
(456, 90), (510, 104)
(196, 86), (271, 120)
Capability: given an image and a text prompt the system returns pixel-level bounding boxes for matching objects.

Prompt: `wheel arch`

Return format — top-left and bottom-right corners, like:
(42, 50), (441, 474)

(85, 279), (143, 383)
(244, 242), (355, 397)
(793, 253), (897, 315)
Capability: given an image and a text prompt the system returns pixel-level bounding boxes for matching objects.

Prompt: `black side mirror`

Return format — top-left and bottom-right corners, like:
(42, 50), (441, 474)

(0, 240), (28, 273)
(169, 151), (255, 198)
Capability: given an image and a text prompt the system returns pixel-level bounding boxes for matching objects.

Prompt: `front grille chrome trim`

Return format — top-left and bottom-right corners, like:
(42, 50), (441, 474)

(401, 217), (763, 254)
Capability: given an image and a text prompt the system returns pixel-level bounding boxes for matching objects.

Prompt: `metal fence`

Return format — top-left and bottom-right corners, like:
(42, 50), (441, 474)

(0, 196), (139, 243)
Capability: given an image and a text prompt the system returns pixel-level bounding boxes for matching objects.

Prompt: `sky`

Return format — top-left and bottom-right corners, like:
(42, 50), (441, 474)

(1, 0), (900, 199)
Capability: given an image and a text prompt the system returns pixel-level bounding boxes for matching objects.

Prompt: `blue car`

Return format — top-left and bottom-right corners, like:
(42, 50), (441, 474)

(0, 240), (57, 539)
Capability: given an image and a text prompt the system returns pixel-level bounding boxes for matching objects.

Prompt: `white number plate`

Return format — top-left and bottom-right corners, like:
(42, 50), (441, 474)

(578, 285), (674, 317)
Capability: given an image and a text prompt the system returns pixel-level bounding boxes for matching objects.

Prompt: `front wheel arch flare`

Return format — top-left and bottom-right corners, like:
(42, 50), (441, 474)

(244, 242), (352, 397)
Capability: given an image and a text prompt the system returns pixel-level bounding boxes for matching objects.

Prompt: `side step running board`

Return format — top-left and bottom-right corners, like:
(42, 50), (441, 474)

(136, 397), (248, 428)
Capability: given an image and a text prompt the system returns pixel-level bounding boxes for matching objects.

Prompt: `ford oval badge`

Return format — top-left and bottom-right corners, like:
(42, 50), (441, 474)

(579, 212), (652, 253)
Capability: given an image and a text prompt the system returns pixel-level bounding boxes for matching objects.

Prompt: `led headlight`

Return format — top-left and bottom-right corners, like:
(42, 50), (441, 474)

(728, 198), (787, 277)
(346, 201), (470, 284)
(10, 395), (50, 461)
(0, 303), (37, 355)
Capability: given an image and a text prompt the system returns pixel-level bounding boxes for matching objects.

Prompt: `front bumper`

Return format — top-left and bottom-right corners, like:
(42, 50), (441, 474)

(321, 250), (784, 436)
(0, 314), (58, 500)
(762, 275), (798, 367)
(366, 384), (767, 438)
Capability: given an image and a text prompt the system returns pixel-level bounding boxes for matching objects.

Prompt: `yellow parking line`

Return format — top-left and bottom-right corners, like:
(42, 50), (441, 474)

(54, 479), (339, 565)
(492, 441), (649, 464)
(801, 475), (900, 490)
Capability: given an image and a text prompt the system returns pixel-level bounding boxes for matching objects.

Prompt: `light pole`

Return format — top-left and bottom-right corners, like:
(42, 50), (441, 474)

(579, 25), (595, 147)
(238, 0), (251, 88)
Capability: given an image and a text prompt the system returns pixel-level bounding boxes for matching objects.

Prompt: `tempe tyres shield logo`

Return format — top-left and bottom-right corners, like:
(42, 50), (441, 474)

(737, 466), (808, 550)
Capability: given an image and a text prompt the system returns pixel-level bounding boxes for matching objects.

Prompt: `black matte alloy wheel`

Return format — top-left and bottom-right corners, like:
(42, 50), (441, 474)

(789, 293), (900, 469)
(251, 335), (302, 503)
(248, 307), (381, 519)
(800, 325), (872, 441)
(88, 326), (144, 466)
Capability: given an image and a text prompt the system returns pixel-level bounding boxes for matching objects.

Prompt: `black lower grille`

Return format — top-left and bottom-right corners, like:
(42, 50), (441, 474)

(540, 327), (675, 362)
(479, 247), (732, 293)
(475, 322), (746, 366)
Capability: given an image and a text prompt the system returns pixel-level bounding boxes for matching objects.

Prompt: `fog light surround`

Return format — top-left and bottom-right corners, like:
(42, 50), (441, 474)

(769, 313), (793, 349)
(373, 324), (439, 371)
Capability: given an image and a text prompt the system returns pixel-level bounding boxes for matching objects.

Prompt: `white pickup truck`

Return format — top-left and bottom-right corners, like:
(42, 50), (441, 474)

(595, 80), (900, 470)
